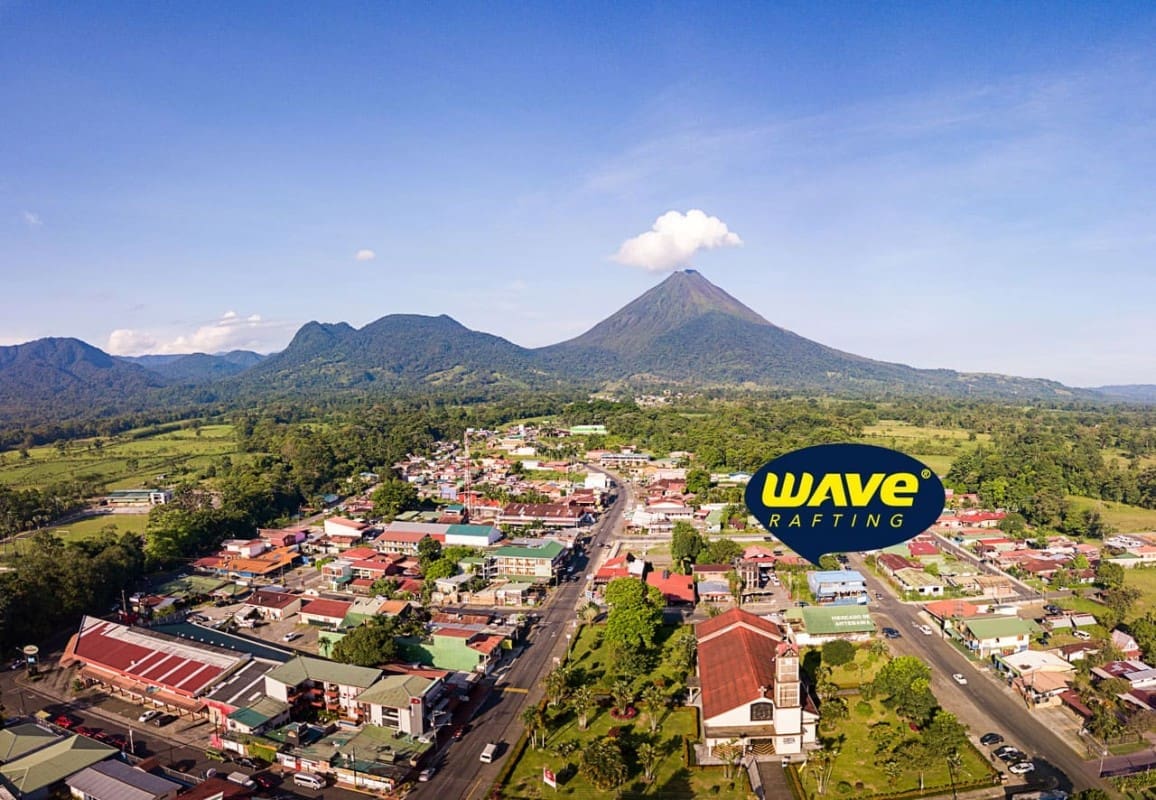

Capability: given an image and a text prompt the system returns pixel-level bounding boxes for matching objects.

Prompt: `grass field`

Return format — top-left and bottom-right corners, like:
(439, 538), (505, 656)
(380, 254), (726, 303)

(1123, 567), (1156, 605)
(1068, 495), (1156, 533)
(860, 420), (988, 476)
(795, 696), (996, 798)
(45, 513), (149, 543)
(0, 424), (243, 491)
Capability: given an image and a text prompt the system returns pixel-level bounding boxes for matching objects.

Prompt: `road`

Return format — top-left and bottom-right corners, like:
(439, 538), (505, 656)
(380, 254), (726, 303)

(848, 553), (1108, 796)
(412, 466), (631, 800)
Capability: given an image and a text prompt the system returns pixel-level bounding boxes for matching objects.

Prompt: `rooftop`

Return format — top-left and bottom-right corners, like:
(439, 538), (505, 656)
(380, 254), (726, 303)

(265, 654), (382, 689)
(65, 757), (181, 800)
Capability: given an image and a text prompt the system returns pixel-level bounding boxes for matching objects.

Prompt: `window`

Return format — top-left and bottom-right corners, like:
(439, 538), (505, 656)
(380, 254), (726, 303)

(750, 701), (774, 722)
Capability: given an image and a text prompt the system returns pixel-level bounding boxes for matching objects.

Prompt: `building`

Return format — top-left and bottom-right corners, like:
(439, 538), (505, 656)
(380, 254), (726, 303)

(995, 650), (1075, 708)
(298, 598), (353, 628)
(244, 590), (302, 621)
(104, 489), (171, 506)
(400, 626), (507, 674)
(692, 609), (818, 759)
(697, 580), (733, 604)
(377, 522), (502, 549)
(646, 570), (696, 605)
(499, 503), (588, 528)
(0, 725), (117, 800)
(805, 570), (868, 605)
(957, 616), (1035, 658)
(61, 616), (252, 716)
(264, 656), (383, 722)
(490, 540), (566, 581)
(65, 758), (181, 800)
(598, 452), (652, 468)
(355, 673), (445, 738)
(787, 606), (876, 646)
(893, 568), (944, 596)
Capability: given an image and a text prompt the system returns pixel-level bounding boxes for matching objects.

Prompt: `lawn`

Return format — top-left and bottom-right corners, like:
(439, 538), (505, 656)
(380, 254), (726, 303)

(45, 513), (149, 543)
(500, 624), (755, 799)
(859, 420), (990, 476)
(0, 423), (245, 492)
(1123, 568), (1156, 618)
(824, 646), (889, 689)
(1068, 495), (1156, 534)
(794, 697), (997, 798)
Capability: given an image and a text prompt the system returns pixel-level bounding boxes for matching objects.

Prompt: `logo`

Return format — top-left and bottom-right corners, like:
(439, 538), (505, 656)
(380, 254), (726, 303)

(744, 443), (945, 564)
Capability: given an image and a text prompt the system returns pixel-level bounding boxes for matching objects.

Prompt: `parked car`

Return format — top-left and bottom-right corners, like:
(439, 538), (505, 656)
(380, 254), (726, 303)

(138, 709), (163, 723)
(74, 726), (96, 737)
(153, 714), (177, 728)
(882, 628), (900, 639)
(452, 725), (467, 741)
(1044, 604), (1062, 615)
(106, 734), (128, 750)
(52, 714), (79, 729)
(252, 773), (277, 790)
(995, 746), (1024, 762)
(980, 732), (1004, 746)
(952, 673), (968, 685)
(1073, 630), (1091, 640)
(918, 625), (934, 635)
(1009, 761), (1035, 775)
(418, 767), (435, 782)
(282, 631), (301, 642)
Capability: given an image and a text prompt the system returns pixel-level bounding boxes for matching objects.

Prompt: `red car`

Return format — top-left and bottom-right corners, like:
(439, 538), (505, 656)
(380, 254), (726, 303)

(91, 730), (111, 743)
(74, 726), (96, 737)
(52, 715), (78, 730)
(452, 725), (468, 741)
(253, 774), (277, 790)
(106, 734), (128, 750)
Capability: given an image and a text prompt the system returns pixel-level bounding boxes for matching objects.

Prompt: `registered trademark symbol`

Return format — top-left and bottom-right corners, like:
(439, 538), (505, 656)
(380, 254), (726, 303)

(921, 469), (931, 479)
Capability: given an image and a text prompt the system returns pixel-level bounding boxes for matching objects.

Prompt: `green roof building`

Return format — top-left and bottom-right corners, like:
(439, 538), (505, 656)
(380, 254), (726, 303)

(789, 606), (876, 644)
(0, 734), (117, 800)
(958, 615), (1037, 658)
(490, 540), (565, 581)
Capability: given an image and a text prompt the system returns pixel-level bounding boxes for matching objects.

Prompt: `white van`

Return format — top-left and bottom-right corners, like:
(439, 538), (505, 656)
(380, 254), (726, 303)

(479, 742), (498, 763)
(293, 772), (327, 789)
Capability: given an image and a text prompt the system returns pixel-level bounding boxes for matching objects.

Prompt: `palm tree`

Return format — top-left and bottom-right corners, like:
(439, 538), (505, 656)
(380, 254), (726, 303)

(641, 684), (666, 734)
(521, 705), (547, 750)
(545, 667), (569, 708)
(637, 741), (659, 782)
(572, 685), (595, 731)
(611, 678), (634, 716)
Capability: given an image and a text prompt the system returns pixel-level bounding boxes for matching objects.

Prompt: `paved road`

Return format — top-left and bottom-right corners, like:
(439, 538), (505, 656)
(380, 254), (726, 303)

(848, 553), (1108, 795)
(412, 466), (631, 800)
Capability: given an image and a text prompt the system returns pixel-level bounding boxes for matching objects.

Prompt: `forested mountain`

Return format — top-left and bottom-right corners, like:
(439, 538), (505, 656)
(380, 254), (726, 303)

(0, 338), (166, 423)
(119, 350), (265, 383)
(0, 272), (1119, 430)
(1093, 385), (1156, 402)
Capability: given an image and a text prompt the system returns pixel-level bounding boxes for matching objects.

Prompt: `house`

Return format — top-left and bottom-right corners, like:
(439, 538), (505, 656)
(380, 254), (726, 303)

(1112, 629), (1143, 659)
(907, 539), (939, 558)
(221, 538), (268, 558)
(298, 598), (353, 628)
(922, 599), (980, 624)
(958, 616), (1035, 658)
(244, 590), (302, 621)
(400, 626), (508, 674)
(996, 650), (1076, 708)
(893, 568), (944, 596)
(65, 758), (181, 800)
(787, 606), (875, 646)
(876, 553), (918, 576)
(264, 656), (383, 722)
(224, 695), (292, 736)
(806, 570), (867, 605)
(1092, 660), (1156, 689)
(692, 609), (818, 759)
(594, 553), (645, 585)
(324, 517), (370, 540)
(499, 503), (587, 528)
(490, 540), (566, 581)
(373, 529), (435, 556)
(697, 580), (733, 603)
(646, 570), (696, 605)
(355, 673), (445, 737)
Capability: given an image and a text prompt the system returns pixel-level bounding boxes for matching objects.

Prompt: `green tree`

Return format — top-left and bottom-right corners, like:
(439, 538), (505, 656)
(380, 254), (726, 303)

(1102, 586), (1142, 621)
(544, 667), (569, 708)
(637, 741), (659, 782)
(417, 535), (443, 566)
(873, 656), (938, 725)
(579, 738), (627, 792)
(924, 561), (940, 577)
(611, 678), (635, 715)
(818, 554), (841, 571)
(921, 709), (967, 758)
(521, 705), (547, 750)
(422, 558), (456, 582)
(702, 537), (744, 565)
(371, 478), (419, 520)
(821, 639), (856, 669)
(686, 468), (711, 496)
(603, 578), (664, 657)
(1096, 560), (1125, 590)
(330, 621), (398, 667)
(641, 684), (666, 734)
(572, 685), (595, 731)
(671, 521), (704, 573)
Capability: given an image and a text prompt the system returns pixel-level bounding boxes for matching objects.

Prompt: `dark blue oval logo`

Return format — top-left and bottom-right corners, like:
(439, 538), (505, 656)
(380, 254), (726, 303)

(744, 443), (945, 565)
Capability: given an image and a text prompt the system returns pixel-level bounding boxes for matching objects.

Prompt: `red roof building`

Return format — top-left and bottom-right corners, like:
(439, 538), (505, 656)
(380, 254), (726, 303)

(298, 598), (353, 626)
(646, 570), (695, 605)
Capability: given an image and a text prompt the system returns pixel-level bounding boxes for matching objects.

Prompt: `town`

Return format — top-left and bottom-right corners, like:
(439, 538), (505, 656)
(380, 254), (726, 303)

(0, 417), (1151, 800)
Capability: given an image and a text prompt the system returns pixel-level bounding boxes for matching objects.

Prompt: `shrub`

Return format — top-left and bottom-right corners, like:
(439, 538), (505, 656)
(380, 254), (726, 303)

(837, 781), (854, 794)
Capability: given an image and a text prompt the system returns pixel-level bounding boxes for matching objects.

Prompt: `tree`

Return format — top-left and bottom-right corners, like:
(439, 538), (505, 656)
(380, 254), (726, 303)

(716, 738), (743, 780)
(545, 667), (569, 708)
(330, 621), (398, 667)
(611, 678), (634, 715)
(924, 561), (940, 577)
(727, 569), (744, 607)
(872, 656), (937, 725)
(1079, 508), (1115, 539)
(666, 626), (697, 674)
(422, 558), (456, 582)
(1000, 511), (1027, 539)
(1072, 790), (1112, 800)
(603, 578), (664, 657)
(921, 710), (967, 758)
(371, 479), (419, 520)
(572, 685), (595, 731)
(818, 554), (841, 571)
(702, 537), (744, 565)
(417, 535), (443, 566)
(641, 684), (666, 734)
(1096, 561), (1125, 591)
(637, 741), (659, 782)
(686, 468), (711, 496)
(579, 738), (627, 792)
(1071, 553), (1090, 571)
(821, 639), (856, 669)
(671, 521), (703, 573)
(1102, 586), (1142, 620)
(521, 705), (547, 750)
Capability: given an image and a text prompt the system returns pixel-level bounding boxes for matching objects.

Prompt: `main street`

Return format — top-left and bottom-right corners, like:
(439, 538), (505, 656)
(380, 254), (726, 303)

(412, 466), (631, 800)
(848, 553), (1108, 795)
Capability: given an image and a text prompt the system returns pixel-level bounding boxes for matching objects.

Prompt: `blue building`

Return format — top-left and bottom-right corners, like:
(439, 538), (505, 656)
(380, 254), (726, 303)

(806, 570), (868, 605)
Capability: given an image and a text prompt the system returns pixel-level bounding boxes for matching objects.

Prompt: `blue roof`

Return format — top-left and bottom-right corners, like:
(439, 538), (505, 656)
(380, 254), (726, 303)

(809, 570), (865, 582)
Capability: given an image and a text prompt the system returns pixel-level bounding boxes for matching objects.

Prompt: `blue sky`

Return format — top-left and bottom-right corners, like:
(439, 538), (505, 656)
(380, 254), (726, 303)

(3, 2), (1156, 385)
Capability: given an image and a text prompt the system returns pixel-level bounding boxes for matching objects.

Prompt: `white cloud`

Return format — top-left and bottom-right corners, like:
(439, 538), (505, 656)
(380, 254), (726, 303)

(106, 311), (292, 356)
(612, 209), (742, 272)
(355, 249), (376, 261)
(21, 211), (42, 227)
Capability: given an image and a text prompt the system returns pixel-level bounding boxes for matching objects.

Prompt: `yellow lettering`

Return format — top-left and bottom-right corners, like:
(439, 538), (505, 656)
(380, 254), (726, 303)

(762, 473), (813, 507)
(806, 473), (847, 506)
(867, 513), (880, 527)
(788, 514), (802, 527)
(769, 514), (781, 527)
(845, 473), (886, 505)
(890, 513), (904, 528)
(832, 513), (843, 527)
(881, 473), (919, 506)
(811, 513), (823, 527)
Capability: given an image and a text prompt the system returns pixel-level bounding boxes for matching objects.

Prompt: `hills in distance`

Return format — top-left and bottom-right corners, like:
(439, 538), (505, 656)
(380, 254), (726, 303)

(0, 269), (1146, 424)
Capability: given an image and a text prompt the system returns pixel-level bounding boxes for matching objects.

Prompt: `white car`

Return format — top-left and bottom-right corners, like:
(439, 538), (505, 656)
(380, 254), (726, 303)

(952, 673), (967, 685)
(418, 767), (435, 782)
(282, 631), (301, 642)
(919, 625), (934, 635)
(1009, 761), (1035, 775)
(1072, 630), (1091, 640)
(138, 709), (162, 723)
